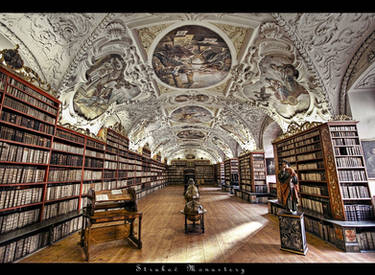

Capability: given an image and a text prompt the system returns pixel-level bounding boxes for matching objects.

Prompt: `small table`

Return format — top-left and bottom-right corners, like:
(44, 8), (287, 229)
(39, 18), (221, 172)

(180, 209), (207, 234)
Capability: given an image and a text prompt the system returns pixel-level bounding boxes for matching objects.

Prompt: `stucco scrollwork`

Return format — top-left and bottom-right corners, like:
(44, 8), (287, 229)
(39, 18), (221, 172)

(58, 19), (157, 135)
(231, 21), (331, 132)
(47, 13), (96, 46)
(273, 13), (375, 115)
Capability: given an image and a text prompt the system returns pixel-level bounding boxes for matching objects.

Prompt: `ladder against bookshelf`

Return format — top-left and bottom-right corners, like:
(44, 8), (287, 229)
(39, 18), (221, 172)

(269, 120), (375, 252)
(238, 151), (269, 203)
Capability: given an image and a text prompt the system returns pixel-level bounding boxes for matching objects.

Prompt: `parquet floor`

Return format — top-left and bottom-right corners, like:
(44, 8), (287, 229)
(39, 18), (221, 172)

(19, 185), (375, 263)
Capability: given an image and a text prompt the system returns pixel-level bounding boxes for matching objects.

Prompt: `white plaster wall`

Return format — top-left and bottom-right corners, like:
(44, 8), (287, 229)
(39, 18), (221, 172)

(0, 33), (14, 50)
(263, 121), (282, 183)
(349, 89), (375, 140)
(348, 88), (375, 202)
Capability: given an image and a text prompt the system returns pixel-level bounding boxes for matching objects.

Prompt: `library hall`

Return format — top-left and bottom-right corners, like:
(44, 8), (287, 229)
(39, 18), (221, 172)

(1, 12), (375, 269)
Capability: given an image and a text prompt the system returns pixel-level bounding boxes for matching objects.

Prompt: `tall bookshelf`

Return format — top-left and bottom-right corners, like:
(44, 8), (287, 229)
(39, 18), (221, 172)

(0, 63), (168, 262)
(98, 129), (168, 200)
(238, 151), (268, 203)
(215, 162), (225, 187)
(0, 64), (76, 263)
(222, 158), (239, 192)
(80, 132), (105, 209)
(167, 159), (186, 185)
(167, 159), (215, 186)
(44, 126), (85, 221)
(269, 121), (375, 252)
(194, 159), (215, 185)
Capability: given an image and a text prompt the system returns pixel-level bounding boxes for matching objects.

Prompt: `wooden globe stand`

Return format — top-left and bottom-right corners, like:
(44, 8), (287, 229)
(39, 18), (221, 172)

(180, 209), (207, 234)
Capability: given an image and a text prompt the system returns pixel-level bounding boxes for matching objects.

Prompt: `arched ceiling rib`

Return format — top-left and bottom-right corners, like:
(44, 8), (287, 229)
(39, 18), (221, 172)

(1, 13), (374, 163)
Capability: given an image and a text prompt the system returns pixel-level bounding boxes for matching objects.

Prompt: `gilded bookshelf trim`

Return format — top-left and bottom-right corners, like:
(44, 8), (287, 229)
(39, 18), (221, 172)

(0, 45), (55, 96)
(273, 121), (323, 143)
(320, 125), (345, 220)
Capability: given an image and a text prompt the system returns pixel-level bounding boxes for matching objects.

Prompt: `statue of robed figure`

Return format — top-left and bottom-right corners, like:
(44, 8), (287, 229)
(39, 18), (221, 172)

(278, 160), (299, 215)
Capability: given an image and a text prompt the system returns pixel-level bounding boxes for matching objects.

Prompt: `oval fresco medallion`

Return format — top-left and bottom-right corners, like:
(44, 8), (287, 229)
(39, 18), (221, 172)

(152, 25), (232, 89)
(177, 129), (205, 139)
(170, 105), (213, 123)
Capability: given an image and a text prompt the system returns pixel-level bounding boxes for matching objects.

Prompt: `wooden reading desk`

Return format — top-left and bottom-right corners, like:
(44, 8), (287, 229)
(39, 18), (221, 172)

(80, 188), (142, 261)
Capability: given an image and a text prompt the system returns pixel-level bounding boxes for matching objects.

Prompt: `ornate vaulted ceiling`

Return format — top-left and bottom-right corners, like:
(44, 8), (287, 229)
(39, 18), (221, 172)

(1, 13), (374, 163)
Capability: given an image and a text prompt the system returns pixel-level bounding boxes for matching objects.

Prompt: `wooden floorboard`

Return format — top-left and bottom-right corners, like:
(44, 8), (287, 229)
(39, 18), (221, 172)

(18, 185), (375, 263)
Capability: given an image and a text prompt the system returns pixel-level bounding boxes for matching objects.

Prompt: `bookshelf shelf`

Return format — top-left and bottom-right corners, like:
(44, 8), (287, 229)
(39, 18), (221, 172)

(45, 195), (81, 203)
(0, 118), (54, 138)
(0, 202), (43, 213)
(271, 120), (375, 252)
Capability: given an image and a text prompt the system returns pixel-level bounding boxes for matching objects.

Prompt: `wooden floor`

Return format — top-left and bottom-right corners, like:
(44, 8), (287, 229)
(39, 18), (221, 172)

(19, 185), (375, 263)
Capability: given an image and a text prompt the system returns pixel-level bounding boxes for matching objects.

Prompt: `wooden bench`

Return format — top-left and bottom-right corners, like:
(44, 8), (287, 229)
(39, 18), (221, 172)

(80, 188), (142, 261)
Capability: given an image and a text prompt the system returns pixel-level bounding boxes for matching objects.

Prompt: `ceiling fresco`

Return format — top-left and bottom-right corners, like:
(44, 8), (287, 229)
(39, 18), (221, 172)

(170, 105), (213, 124)
(177, 129), (206, 139)
(73, 53), (142, 120)
(152, 25), (232, 89)
(1, 13), (375, 163)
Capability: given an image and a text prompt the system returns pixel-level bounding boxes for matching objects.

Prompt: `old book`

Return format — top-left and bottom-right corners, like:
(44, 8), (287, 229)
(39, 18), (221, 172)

(366, 232), (374, 250)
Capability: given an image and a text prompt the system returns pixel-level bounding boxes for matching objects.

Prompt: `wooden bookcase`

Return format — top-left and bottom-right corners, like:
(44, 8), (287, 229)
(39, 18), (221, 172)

(97, 128), (167, 200)
(167, 159), (186, 185)
(167, 159), (215, 186)
(214, 162), (225, 186)
(0, 64), (168, 263)
(0, 64), (71, 263)
(269, 121), (375, 252)
(44, 125), (85, 221)
(219, 162), (225, 186)
(194, 159), (215, 185)
(222, 158), (239, 192)
(238, 151), (269, 203)
(80, 132), (105, 210)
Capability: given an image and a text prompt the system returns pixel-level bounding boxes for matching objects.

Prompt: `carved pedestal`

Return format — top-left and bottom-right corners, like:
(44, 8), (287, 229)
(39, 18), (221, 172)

(278, 209), (308, 255)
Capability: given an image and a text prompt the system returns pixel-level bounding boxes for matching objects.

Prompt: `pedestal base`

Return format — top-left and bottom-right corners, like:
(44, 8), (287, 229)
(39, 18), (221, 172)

(277, 209), (308, 255)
